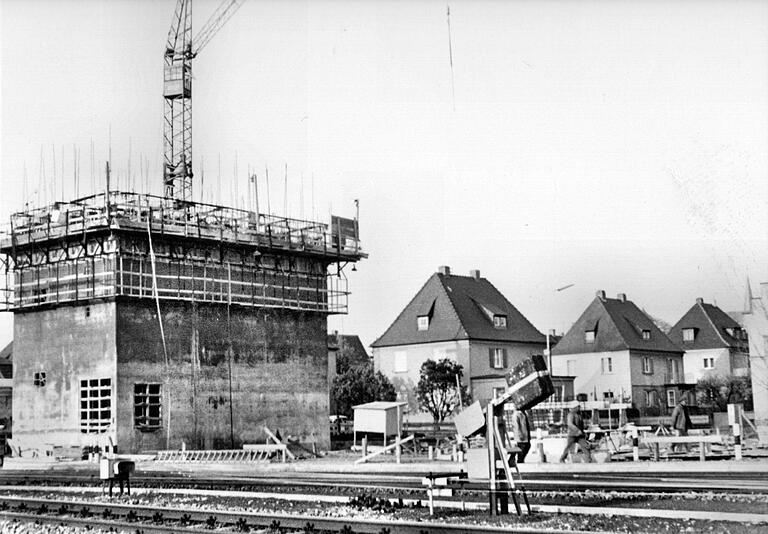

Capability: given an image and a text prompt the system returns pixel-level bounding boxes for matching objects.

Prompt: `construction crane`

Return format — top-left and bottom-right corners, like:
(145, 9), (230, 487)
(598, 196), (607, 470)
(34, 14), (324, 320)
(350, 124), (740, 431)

(163, 0), (245, 202)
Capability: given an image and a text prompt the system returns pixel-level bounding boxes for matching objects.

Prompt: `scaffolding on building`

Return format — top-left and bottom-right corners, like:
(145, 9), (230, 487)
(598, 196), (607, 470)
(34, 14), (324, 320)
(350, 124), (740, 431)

(0, 191), (364, 314)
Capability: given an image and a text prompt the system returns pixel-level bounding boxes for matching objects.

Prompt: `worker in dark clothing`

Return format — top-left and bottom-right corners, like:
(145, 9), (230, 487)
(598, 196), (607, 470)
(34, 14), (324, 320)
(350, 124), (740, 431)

(558, 403), (592, 463)
(510, 405), (531, 463)
(670, 397), (692, 452)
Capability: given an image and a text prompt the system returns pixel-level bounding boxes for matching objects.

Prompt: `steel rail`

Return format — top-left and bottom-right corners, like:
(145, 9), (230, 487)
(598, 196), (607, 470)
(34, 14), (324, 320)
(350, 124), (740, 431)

(0, 495), (604, 534)
(2, 470), (768, 495)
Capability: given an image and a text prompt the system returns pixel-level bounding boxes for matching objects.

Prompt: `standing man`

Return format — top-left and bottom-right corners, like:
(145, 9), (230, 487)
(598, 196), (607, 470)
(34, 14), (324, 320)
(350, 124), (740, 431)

(558, 403), (592, 463)
(670, 397), (692, 452)
(510, 405), (531, 463)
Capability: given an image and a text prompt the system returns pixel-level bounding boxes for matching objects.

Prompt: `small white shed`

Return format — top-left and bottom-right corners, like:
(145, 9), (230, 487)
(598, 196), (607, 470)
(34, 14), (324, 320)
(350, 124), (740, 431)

(352, 401), (407, 447)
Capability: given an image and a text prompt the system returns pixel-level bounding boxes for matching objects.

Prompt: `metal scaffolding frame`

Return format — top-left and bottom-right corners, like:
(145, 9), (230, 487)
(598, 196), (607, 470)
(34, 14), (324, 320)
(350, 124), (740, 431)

(0, 191), (363, 314)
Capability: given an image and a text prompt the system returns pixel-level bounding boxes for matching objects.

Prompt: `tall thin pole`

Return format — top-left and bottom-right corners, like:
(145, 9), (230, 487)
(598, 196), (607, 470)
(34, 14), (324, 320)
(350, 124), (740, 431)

(265, 164), (271, 215)
(227, 262), (235, 448)
(284, 163), (288, 218)
(90, 138), (95, 195)
(52, 144), (57, 202)
(446, 4), (456, 111)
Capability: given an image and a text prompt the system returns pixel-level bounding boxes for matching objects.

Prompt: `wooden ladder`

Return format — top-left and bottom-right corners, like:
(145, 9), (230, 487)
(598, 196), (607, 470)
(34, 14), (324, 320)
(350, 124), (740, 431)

(490, 412), (531, 516)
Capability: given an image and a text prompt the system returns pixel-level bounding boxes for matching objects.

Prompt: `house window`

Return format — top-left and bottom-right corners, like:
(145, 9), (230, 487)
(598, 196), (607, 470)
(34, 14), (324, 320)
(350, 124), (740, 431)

(493, 315), (507, 329)
(645, 390), (657, 407)
(585, 330), (596, 343)
(642, 330), (651, 340)
(703, 357), (714, 369)
(80, 378), (112, 434)
(33, 371), (47, 387)
(417, 315), (429, 331)
(603, 391), (614, 399)
(134, 383), (162, 430)
(682, 328), (695, 342)
(566, 360), (576, 376)
(493, 386), (507, 399)
(601, 357), (613, 374)
(393, 351), (407, 373)
(490, 348), (507, 369)
(666, 389), (676, 408)
(643, 357), (653, 374)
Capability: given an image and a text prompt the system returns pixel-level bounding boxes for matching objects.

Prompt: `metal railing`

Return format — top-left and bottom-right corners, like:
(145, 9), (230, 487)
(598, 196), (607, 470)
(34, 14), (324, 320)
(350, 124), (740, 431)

(1, 191), (363, 260)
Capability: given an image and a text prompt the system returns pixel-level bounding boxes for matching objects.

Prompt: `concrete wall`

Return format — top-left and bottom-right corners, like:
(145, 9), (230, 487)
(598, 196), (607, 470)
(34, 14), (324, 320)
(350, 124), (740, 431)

(12, 302), (117, 451)
(374, 340), (468, 421)
(551, 350), (632, 402)
(115, 299), (330, 453)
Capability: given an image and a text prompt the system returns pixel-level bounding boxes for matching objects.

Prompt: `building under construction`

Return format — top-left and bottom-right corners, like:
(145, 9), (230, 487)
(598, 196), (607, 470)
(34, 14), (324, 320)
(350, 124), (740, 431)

(0, 191), (363, 453)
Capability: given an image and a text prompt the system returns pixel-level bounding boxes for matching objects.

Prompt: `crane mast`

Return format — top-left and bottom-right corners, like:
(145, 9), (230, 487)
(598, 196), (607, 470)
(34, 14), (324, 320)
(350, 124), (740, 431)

(163, 0), (244, 203)
(163, 0), (193, 202)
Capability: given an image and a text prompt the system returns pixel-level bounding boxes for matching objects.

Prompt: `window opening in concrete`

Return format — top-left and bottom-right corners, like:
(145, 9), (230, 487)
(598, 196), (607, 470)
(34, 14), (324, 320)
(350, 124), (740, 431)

(80, 378), (112, 433)
(134, 383), (162, 430)
(33, 371), (46, 387)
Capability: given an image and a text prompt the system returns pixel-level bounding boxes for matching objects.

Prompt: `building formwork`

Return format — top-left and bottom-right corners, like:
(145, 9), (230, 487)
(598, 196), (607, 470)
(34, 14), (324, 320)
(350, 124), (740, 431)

(0, 191), (364, 453)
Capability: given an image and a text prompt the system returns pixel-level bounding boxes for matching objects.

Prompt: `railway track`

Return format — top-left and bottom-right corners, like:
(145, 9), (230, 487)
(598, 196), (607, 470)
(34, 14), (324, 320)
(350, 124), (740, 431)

(0, 495), (596, 534)
(2, 468), (768, 495)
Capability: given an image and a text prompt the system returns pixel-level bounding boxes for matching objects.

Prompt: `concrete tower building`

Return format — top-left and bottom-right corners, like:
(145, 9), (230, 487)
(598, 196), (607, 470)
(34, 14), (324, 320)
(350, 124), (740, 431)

(0, 191), (363, 454)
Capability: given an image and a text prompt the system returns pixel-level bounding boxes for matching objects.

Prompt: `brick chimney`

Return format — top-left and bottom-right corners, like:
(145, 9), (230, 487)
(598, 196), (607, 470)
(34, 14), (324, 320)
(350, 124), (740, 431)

(596, 290), (606, 300)
(438, 265), (451, 276)
(617, 293), (627, 302)
(696, 297), (704, 304)
(469, 269), (481, 280)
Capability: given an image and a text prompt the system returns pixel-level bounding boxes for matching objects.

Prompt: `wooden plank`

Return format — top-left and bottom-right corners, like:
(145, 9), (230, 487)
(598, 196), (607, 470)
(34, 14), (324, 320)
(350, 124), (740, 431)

(643, 435), (724, 444)
(263, 426), (296, 460)
(355, 435), (414, 464)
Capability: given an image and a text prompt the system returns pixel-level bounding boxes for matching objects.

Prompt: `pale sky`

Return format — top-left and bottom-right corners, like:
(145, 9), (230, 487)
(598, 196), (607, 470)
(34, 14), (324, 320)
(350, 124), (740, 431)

(1, 0), (767, 349)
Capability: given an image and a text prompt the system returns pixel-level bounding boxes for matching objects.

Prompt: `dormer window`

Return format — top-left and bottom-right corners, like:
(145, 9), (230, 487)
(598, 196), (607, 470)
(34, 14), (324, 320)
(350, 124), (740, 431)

(417, 315), (429, 331)
(493, 315), (507, 329)
(682, 328), (696, 342)
(585, 330), (596, 343)
(642, 330), (651, 340)
(725, 327), (743, 340)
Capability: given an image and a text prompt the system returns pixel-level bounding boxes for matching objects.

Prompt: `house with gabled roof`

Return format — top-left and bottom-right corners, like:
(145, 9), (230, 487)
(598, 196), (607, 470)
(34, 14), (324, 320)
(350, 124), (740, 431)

(668, 298), (750, 384)
(550, 290), (687, 416)
(371, 266), (546, 419)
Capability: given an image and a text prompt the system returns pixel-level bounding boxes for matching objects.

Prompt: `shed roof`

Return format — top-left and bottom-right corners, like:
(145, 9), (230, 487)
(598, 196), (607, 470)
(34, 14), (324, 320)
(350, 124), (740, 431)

(353, 401), (408, 410)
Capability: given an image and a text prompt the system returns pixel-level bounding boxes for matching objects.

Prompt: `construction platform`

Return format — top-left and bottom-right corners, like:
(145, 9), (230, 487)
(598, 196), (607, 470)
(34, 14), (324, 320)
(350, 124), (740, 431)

(0, 191), (364, 314)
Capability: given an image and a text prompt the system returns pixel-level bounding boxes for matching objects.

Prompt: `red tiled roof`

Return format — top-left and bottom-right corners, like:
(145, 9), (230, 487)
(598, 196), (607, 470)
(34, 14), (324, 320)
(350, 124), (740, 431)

(552, 294), (682, 356)
(371, 272), (544, 348)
